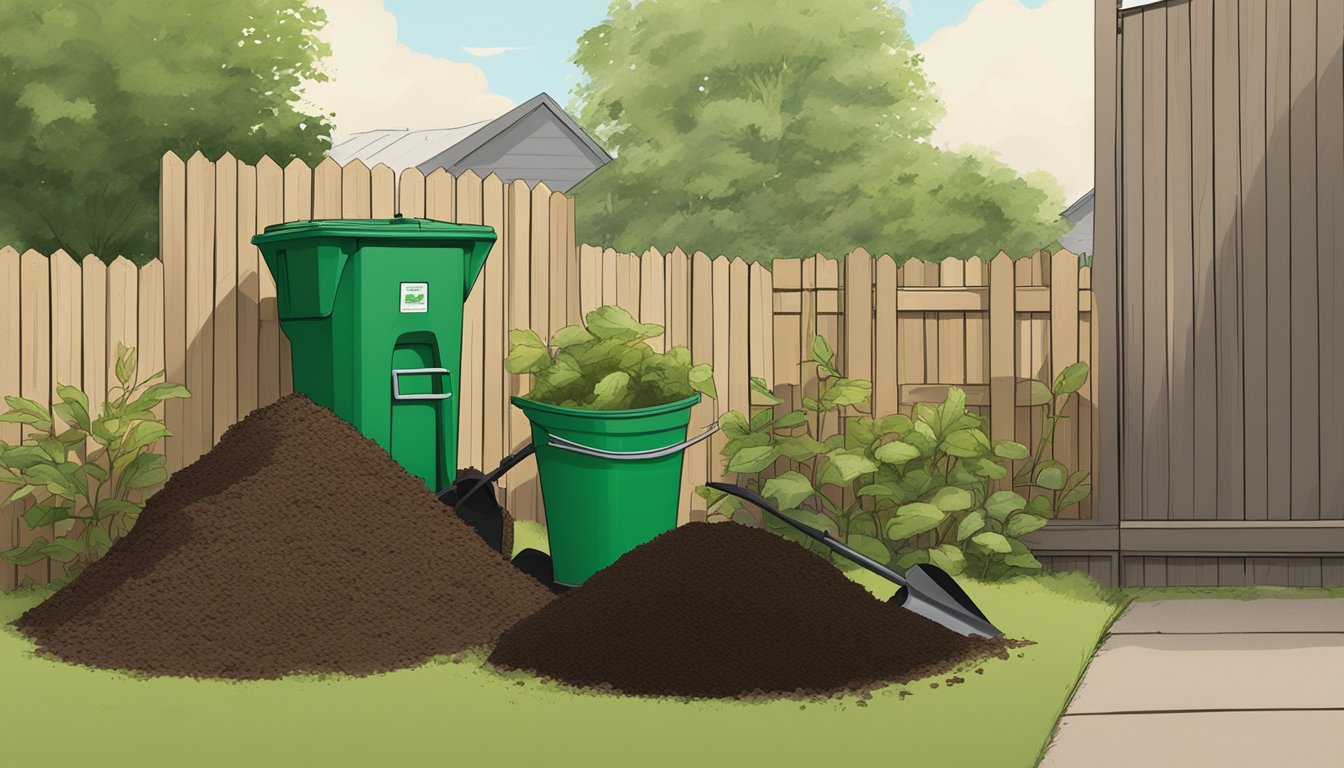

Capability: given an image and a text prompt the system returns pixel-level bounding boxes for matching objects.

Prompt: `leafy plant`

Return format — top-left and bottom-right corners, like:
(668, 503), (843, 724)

(506, 305), (717, 410)
(1013, 361), (1092, 517)
(0, 344), (190, 578)
(698, 334), (1091, 580)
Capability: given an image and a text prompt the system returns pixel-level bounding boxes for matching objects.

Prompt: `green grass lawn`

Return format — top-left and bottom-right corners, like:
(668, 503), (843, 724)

(1, 522), (1123, 768)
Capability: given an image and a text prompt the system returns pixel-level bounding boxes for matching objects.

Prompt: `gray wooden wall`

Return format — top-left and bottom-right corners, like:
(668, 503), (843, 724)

(1059, 0), (1344, 587)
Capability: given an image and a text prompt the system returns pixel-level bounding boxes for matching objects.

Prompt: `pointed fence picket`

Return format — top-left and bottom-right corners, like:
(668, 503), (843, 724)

(0, 151), (1096, 587)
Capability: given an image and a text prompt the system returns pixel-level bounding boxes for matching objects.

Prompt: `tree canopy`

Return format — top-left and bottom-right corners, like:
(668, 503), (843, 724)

(0, 0), (334, 262)
(568, 0), (1069, 264)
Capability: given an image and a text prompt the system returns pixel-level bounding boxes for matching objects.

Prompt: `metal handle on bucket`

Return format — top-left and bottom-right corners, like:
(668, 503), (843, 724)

(545, 422), (719, 461)
(391, 367), (452, 401)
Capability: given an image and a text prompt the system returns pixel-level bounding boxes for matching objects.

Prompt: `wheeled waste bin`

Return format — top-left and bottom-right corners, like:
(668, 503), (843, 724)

(252, 216), (496, 493)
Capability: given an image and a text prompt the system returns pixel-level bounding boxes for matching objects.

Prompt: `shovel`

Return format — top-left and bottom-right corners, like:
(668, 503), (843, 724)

(705, 482), (1004, 639)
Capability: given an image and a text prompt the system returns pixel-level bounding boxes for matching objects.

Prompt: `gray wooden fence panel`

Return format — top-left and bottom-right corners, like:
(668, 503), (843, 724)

(1239, 0), (1269, 521)
(1095, 0), (1122, 528)
(1288, 0), (1321, 521)
(1190, 0), (1219, 520)
(1264, 0), (1293, 521)
(1213, 0), (1245, 522)
(1142, 9), (1170, 521)
(1166, 3), (1195, 522)
(1121, 12), (1146, 521)
(1317, 1), (1344, 520)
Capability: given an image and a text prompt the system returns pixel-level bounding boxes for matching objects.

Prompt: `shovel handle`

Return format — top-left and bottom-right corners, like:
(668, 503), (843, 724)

(446, 442), (537, 508)
(705, 482), (910, 590)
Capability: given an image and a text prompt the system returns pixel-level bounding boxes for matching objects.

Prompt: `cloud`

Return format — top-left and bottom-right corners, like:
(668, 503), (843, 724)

(299, 0), (514, 144)
(917, 0), (1093, 203)
(462, 46), (532, 57)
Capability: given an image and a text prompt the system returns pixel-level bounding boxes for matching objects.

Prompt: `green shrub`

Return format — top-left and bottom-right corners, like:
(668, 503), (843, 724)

(505, 305), (717, 410)
(0, 344), (190, 579)
(699, 334), (1090, 580)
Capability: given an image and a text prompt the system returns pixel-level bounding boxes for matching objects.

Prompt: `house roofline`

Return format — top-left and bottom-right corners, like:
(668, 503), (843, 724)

(1061, 188), (1095, 220)
(416, 92), (613, 174)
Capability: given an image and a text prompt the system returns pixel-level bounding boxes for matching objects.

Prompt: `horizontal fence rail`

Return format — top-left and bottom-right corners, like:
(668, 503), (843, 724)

(0, 153), (1096, 588)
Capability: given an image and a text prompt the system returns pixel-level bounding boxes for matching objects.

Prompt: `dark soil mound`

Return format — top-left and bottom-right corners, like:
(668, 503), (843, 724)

(15, 394), (554, 680)
(488, 522), (1010, 698)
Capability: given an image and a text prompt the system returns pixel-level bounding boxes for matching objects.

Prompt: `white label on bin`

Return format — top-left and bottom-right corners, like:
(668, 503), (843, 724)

(400, 282), (428, 313)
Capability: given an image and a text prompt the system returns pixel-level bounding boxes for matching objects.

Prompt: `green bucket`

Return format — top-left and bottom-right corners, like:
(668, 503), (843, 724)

(510, 393), (717, 586)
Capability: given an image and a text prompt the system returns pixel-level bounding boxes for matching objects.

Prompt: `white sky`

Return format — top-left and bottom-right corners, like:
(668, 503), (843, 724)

(918, 0), (1094, 202)
(299, 0), (514, 144)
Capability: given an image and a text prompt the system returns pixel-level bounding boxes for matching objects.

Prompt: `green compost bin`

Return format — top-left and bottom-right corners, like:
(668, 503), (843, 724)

(511, 393), (716, 586)
(251, 217), (496, 493)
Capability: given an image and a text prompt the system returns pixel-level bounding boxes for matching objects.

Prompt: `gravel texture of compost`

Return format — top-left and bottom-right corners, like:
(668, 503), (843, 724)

(15, 394), (555, 680)
(488, 521), (1013, 698)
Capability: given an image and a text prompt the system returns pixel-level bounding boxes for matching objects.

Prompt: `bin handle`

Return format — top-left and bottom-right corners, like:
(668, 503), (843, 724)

(544, 422), (719, 461)
(392, 367), (452, 401)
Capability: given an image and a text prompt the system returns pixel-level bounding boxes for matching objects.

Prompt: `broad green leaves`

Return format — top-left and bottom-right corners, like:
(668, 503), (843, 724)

(886, 503), (945, 540)
(0, 345), (187, 575)
(504, 330), (552, 374)
(510, 306), (720, 410)
(762, 472), (815, 510)
(698, 335), (1089, 582)
(586, 305), (664, 343)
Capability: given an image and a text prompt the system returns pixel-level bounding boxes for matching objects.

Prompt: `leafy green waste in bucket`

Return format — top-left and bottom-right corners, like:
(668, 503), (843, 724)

(511, 393), (718, 586)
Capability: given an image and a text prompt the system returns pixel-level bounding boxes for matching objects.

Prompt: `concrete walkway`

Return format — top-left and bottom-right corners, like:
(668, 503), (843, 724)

(1039, 598), (1344, 767)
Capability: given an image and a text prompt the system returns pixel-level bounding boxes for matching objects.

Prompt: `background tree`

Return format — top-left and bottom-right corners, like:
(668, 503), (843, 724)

(0, 0), (334, 263)
(568, 0), (1069, 264)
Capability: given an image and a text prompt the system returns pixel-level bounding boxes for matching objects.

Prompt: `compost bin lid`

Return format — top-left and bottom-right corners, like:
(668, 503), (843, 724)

(252, 217), (496, 245)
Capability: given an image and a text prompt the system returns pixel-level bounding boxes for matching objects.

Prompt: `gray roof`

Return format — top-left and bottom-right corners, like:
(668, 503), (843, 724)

(326, 93), (612, 182)
(1059, 189), (1094, 256)
(327, 122), (492, 170)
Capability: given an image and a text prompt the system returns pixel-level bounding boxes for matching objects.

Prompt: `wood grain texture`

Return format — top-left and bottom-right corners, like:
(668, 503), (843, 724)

(1287, 0), (1320, 520)
(504, 180), (537, 522)
(481, 174), (507, 476)
(18, 250), (51, 586)
(1239, 0), (1269, 520)
(138, 260), (166, 462)
(873, 255), (899, 419)
(159, 153), (188, 474)
(1167, 2), (1196, 523)
(456, 171), (485, 479)
(1141, 8), (1169, 521)
(1051, 250), (1081, 518)
(313, 157), (342, 219)
(1190, 0), (1219, 520)
(1321, 0), (1344, 519)
(1264, 0), (1291, 520)
(1095, 0), (1122, 527)
(370, 164), (395, 218)
(1111, 75), (1142, 527)
(687, 251), (715, 522)
(212, 155), (238, 444)
(399, 168), (425, 218)
(236, 161), (259, 420)
(183, 153), (215, 467)
(988, 253), (1016, 445)
(80, 255), (107, 460)
(255, 157), (284, 409)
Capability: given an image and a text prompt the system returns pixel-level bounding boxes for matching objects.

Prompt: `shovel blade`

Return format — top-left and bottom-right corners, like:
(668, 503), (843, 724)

(890, 564), (1003, 639)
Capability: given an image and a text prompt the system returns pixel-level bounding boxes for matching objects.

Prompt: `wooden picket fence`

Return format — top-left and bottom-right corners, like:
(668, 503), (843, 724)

(561, 245), (1097, 532)
(0, 154), (1094, 588)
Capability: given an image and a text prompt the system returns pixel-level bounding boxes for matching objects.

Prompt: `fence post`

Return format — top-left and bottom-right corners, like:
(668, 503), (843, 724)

(988, 252), (1016, 447)
(1051, 249), (1081, 516)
